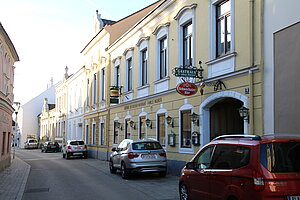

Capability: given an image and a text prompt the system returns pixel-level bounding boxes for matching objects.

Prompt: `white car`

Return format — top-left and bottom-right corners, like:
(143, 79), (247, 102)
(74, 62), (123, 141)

(62, 140), (88, 159)
(24, 139), (38, 149)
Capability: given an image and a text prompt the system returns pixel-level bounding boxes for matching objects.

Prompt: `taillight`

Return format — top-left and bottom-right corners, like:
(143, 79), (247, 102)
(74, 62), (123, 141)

(67, 146), (71, 149)
(128, 152), (139, 159)
(253, 170), (265, 191)
(159, 152), (167, 157)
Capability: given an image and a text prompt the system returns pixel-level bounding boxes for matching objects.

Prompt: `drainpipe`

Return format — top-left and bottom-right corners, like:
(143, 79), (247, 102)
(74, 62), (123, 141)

(249, 0), (254, 134)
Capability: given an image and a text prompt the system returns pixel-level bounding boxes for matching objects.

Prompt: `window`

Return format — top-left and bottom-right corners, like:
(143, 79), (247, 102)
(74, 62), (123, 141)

(99, 122), (104, 145)
(193, 146), (215, 169)
(2, 132), (5, 155)
(125, 119), (131, 139)
(210, 145), (250, 169)
(100, 68), (105, 101)
(181, 110), (192, 148)
(157, 114), (166, 147)
(86, 79), (90, 106)
(141, 49), (148, 86)
(159, 37), (167, 79)
(126, 58), (133, 91)
(183, 22), (193, 67)
(216, 0), (231, 57)
(7, 132), (10, 153)
(92, 123), (96, 144)
(92, 73), (97, 104)
(115, 65), (120, 87)
(85, 125), (89, 144)
(260, 142), (300, 173)
(113, 121), (119, 144)
(139, 116), (146, 140)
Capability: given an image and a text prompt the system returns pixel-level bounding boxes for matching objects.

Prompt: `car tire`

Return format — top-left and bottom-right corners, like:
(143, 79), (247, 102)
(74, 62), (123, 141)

(121, 162), (129, 179)
(158, 171), (167, 177)
(62, 153), (66, 158)
(179, 183), (190, 200)
(66, 153), (69, 160)
(109, 161), (117, 174)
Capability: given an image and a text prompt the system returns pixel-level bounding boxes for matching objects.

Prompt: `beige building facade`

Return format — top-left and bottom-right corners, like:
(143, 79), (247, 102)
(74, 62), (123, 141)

(0, 23), (19, 171)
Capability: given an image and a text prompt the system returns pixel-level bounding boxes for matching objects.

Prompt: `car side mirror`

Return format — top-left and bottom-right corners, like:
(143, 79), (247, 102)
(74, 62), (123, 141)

(112, 147), (117, 151)
(185, 162), (197, 170)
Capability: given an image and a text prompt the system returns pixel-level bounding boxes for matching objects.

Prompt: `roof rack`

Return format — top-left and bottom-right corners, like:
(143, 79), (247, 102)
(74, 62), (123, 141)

(212, 134), (261, 141)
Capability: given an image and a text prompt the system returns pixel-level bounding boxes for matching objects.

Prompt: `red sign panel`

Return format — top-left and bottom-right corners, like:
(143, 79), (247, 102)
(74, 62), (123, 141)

(176, 82), (198, 96)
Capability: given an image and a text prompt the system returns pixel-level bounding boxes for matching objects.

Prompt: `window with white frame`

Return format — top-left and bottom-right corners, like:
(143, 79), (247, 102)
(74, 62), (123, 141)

(125, 119), (131, 139)
(92, 123), (96, 144)
(126, 57), (133, 91)
(140, 48), (148, 86)
(115, 65), (120, 87)
(180, 110), (192, 148)
(92, 73), (97, 105)
(100, 68), (105, 101)
(86, 79), (90, 106)
(113, 121), (119, 144)
(139, 116), (146, 140)
(157, 114), (166, 147)
(159, 37), (167, 79)
(216, 0), (231, 57)
(174, 4), (197, 68)
(99, 122), (104, 145)
(85, 124), (89, 144)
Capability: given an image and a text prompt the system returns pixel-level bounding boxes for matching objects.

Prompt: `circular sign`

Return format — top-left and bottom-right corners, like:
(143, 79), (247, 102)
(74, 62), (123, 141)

(176, 82), (198, 96)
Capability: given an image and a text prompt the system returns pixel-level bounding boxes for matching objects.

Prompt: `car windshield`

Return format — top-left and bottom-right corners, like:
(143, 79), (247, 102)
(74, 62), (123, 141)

(70, 141), (84, 145)
(132, 142), (162, 150)
(260, 142), (300, 173)
(28, 140), (37, 143)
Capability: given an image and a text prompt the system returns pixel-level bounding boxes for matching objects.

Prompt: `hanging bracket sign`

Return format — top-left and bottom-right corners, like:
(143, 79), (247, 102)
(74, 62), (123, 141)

(176, 82), (198, 96)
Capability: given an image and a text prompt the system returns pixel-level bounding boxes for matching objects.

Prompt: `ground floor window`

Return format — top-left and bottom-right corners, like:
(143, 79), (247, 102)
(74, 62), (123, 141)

(113, 121), (119, 144)
(85, 125), (89, 144)
(92, 124), (96, 145)
(181, 110), (192, 148)
(157, 114), (166, 147)
(139, 116), (146, 139)
(125, 119), (131, 139)
(2, 132), (6, 155)
(99, 122), (104, 145)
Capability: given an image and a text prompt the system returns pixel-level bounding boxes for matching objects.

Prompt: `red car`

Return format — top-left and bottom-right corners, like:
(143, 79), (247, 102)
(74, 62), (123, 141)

(179, 134), (300, 200)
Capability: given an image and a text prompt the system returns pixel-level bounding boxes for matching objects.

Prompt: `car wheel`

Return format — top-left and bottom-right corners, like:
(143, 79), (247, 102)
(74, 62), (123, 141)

(66, 153), (69, 160)
(179, 183), (190, 200)
(121, 162), (129, 179)
(62, 153), (66, 158)
(109, 161), (117, 174)
(158, 171), (167, 177)
(41, 149), (43, 152)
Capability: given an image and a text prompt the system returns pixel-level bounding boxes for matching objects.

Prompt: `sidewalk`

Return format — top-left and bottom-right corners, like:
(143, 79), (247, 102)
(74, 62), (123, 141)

(0, 155), (31, 200)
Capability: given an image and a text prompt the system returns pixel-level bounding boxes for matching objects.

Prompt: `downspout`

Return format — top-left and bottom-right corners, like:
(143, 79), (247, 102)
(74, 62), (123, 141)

(249, 0), (254, 134)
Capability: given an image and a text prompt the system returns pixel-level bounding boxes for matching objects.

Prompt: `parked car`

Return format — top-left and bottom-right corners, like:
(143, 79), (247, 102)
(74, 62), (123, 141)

(41, 141), (60, 153)
(24, 139), (38, 149)
(62, 140), (88, 159)
(109, 139), (167, 179)
(179, 134), (300, 200)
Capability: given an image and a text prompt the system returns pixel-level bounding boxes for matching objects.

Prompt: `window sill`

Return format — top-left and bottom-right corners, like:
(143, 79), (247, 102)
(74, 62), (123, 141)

(123, 90), (134, 95)
(206, 52), (237, 65)
(137, 84), (150, 90)
(153, 76), (170, 84)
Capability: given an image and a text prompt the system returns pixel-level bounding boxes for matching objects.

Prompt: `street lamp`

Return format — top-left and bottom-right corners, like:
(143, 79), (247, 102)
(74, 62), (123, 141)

(145, 118), (152, 129)
(13, 102), (21, 159)
(166, 116), (174, 128)
(239, 106), (249, 123)
(190, 112), (199, 126)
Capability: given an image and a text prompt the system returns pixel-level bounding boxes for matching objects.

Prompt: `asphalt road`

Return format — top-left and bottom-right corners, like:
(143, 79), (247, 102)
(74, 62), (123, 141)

(16, 149), (179, 200)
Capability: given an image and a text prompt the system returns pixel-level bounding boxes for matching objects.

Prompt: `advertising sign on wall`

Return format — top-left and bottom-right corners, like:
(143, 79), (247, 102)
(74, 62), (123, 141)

(176, 82), (198, 96)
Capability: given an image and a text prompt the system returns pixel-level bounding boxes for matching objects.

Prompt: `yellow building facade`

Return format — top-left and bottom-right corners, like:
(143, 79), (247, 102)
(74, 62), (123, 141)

(104, 0), (263, 174)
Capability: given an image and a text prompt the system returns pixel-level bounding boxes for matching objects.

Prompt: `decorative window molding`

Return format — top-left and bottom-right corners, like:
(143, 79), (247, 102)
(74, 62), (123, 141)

(136, 36), (150, 47)
(174, 4), (197, 20)
(152, 22), (170, 35)
(123, 47), (134, 56)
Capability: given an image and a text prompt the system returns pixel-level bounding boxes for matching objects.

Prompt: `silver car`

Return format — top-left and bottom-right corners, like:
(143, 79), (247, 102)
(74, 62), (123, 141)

(109, 139), (167, 179)
(62, 140), (88, 159)
(24, 139), (38, 149)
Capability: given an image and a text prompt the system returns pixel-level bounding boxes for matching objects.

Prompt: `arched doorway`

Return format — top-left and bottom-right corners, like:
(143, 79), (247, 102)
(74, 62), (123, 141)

(199, 91), (248, 147)
(210, 98), (243, 140)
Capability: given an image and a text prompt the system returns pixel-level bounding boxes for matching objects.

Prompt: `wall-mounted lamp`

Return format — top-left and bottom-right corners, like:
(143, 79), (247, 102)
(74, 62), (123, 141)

(166, 115), (174, 128)
(239, 106), (249, 123)
(129, 120), (136, 129)
(190, 112), (199, 126)
(145, 118), (152, 129)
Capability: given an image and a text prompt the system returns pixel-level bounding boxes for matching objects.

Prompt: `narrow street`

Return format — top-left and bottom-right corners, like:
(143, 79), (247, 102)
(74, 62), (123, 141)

(16, 149), (179, 200)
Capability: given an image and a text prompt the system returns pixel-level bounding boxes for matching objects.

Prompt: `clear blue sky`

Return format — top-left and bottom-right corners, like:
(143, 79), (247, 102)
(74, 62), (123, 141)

(0, 0), (158, 104)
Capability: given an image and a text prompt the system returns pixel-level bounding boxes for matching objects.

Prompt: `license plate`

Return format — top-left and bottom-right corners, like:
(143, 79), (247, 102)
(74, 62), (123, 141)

(141, 154), (157, 159)
(287, 196), (300, 200)
(73, 152), (83, 155)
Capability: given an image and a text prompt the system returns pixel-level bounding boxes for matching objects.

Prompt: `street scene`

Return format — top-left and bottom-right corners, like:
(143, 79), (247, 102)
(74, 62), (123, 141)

(9, 149), (179, 200)
(1, 0), (300, 200)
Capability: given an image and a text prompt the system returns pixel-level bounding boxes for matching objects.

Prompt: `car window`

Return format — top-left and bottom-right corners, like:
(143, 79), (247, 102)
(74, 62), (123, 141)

(260, 142), (300, 173)
(70, 141), (84, 145)
(193, 146), (215, 169)
(132, 142), (162, 150)
(210, 145), (250, 169)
